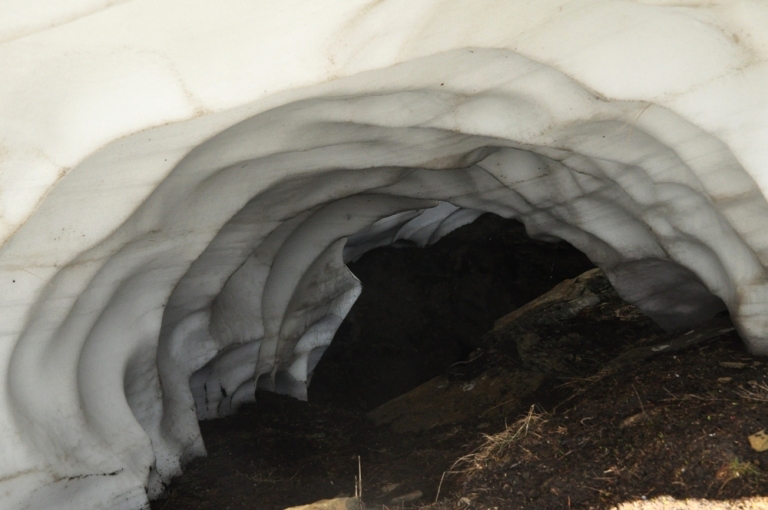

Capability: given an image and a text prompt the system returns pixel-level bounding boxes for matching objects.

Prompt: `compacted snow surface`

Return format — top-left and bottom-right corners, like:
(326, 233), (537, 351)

(2, 1), (768, 508)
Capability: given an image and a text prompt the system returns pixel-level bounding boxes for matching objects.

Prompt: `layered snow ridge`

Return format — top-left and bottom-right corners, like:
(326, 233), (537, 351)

(2, 1), (768, 508)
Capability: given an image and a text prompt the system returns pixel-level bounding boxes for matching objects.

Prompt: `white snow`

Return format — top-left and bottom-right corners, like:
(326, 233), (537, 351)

(2, 1), (768, 508)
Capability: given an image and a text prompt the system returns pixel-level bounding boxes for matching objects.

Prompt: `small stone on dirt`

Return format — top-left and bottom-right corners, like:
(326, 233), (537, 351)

(621, 412), (648, 428)
(748, 430), (768, 452)
(378, 483), (400, 494)
(390, 490), (422, 504)
(284, 497), (365, 510)
(719, 362), (747, 369)
(717, 377), (733, 383)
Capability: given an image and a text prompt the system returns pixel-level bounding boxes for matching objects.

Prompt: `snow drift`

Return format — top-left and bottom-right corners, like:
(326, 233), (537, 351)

(1, 1), (768, 508)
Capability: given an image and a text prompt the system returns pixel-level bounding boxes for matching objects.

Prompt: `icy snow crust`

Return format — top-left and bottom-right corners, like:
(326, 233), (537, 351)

(2, 1), (768, 508)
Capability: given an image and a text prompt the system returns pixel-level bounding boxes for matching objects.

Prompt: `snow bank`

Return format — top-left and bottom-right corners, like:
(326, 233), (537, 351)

(2, 1), (768, 508)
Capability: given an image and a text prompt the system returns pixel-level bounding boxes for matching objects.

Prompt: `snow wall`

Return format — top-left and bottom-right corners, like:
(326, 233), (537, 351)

(1, 1), (768, 508)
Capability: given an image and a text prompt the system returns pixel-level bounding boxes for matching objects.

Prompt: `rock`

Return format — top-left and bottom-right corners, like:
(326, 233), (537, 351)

(378, 483), (400, 494)
(369, 269), (652, 432)
(614, 495), (768, 509)
(493, 269), (609, 330)
(368, 368), (546, 432)
(285, 497), (365, 510)
(748, 430), (768, 452)
(390, 491), (423, 505)
(368, 270), (618, 432)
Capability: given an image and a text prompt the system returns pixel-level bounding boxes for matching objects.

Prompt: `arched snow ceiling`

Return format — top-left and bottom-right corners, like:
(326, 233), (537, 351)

(2, 1), (768, 508)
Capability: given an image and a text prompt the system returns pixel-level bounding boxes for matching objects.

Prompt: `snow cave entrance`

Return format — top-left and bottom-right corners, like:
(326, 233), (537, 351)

(158, 211), (757, 510)
(308, 213), (596, 410)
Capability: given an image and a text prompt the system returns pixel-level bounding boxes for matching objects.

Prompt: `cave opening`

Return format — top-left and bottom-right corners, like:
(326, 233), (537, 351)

(154, 211), (765, 510)
(309, 213), (595, 411)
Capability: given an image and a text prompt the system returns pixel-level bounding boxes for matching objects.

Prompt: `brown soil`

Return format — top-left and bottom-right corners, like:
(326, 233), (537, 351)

(151, 216), (768, 510)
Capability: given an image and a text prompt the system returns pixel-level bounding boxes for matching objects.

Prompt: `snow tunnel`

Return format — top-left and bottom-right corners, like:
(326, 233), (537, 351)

(2, 1), (768, 508)
(306, 212), (599, 413)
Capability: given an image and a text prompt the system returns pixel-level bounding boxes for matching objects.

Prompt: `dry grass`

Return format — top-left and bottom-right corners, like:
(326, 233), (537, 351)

(451, 406), (548, 475)
(737, 380), (768, 403)
(713, 457), (762, 495)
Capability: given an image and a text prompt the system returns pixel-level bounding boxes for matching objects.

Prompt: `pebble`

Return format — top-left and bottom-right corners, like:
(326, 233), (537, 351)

(390, 490), (422, 504)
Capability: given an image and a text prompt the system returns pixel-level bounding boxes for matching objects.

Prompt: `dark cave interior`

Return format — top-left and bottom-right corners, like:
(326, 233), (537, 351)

(309, 213), (595, 410)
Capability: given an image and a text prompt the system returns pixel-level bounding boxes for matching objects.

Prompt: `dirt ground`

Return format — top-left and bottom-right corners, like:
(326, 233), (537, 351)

(151, 216), (768, 510)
